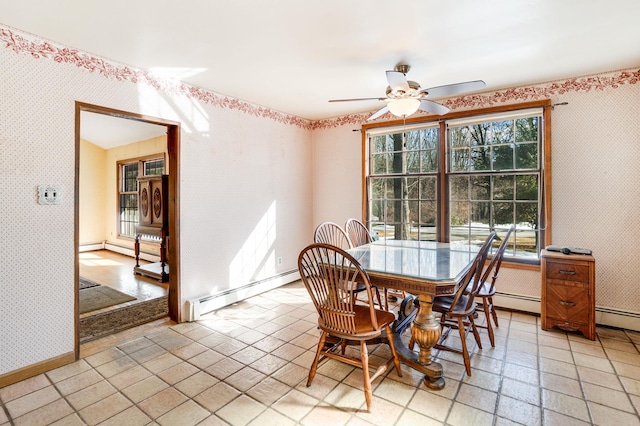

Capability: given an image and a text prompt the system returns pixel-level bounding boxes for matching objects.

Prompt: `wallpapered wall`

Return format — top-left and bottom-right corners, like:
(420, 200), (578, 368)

(1, 22), (639, 376)
(0, 24), (313, 375)
(312, 69), (640, 317)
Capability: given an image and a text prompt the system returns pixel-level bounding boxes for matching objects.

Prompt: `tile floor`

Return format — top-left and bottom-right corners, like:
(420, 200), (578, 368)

(1, 281), (640, 425)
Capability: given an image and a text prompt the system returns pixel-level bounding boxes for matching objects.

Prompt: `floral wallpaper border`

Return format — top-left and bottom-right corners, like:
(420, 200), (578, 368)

(2, 24), (639, 131)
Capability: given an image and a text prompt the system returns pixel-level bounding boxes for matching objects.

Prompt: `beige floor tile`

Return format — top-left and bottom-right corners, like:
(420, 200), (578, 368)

(588, 401), (640, 426)
(503, 349), (538, 369)
(396, 408), (444, 425)
(230, 346), (267, 365)
(373, 376), (417, 406)
(570, 340), (606, 357)
(77, 392), (132, 425)
(0, 374), (50, 403)
(108, 365), (152, 390)
(248, 407), (297, 426)
(295, 373), (339, 401)
(355, 396), (404, 425)
(246, 376), (292, 406)
(539, 345), (574, 363)
(193, 382), (241, 413)
(142, 353), (183, 374)
(407, 388), (452, 422)
(573, 352), (614, 373)
(271, 342), (306, 361)
(188, 349), (225, 370)
(249, 353), (289, 375)
(447, 401), (494, 426)
(271, 389), (319, 421)
(539, 357), (578, 379)
(576, 365), (624, 390)
(127, 343), (167, 364)
(94, 356), (138, 379)
(46, 360), (92, 384)
(55, 369), (104, 396)
(272, 362), (311, 387)
(620, 376), (640, 396)
(538, 334), (570, 350)
(541, 389), (590, 423)
(224, 367), (267, 392)
(205, 357), (245, 380)
(323, 383), (366, 413)
(540, 372), (582, 398)
(461, 368), (501, 392)
(156, 361), (199, 385)
(171, 341), (209, 360)
(49, 413), (85, 425)
(173, 371), (218, 398)
(83, 347), (126, 368)
(502, 362), (539, 385)
(97, 406), (151, 426)
(600, 337), (638, 353)
(605, 347), (640, 365)
(542, 409), (591, 426)
(215, 394), (266, 425)
(500, 377), (539, 406)
(612, 360), (640, 380)
(138, 387), (188, 418)
(156, 400), (210, 426)
(12, 398), (73, 426)
(582, 382), (635, 412)
(121, 376), (169, 403)
(497, 395), (541, 425)
(65, 380), (117, 410)
(5, 386), (61, 419)
(455, 383), (497, 413)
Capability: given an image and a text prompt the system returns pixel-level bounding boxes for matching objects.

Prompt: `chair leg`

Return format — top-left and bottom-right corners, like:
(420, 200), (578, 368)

(360, 341), (372, 412)
(482, 300), (495, 347)
(488, 296), (499, 327)
(385, 325), (403, 377)
(307, 331), (327, 386)
(470, 315), (482, 350)
(457, 317), (472, 376)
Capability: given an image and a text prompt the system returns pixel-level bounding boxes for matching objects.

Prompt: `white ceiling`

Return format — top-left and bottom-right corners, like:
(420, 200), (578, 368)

(3, 0), (640, 123)
(80, 112), (167, 148)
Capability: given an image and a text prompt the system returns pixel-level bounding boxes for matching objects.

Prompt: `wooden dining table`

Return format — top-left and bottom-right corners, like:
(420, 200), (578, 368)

(348, 239), (479, 390)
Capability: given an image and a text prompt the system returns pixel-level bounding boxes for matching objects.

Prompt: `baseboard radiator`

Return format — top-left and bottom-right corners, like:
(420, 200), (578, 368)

(186, 269), (301, 321)
(493, 293), (640, 332)
(104, 242), (160, 263)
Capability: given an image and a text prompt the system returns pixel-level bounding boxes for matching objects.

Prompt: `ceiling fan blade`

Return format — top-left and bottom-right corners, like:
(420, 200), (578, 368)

(367, 105), (389, 121)
(419, 99), (450, 115)
(421, 80), (486, 98)
(386, 71), (410, 93)
(328, 97), (386, 102)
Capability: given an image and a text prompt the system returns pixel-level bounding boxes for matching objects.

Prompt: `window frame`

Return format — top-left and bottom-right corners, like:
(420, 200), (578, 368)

(116, 153), (166, 239)
(361, 100), (552, 266)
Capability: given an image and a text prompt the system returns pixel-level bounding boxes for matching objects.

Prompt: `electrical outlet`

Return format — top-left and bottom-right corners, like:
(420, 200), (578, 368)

(38, 185), (62, 205)
(277, 257), (283, 265)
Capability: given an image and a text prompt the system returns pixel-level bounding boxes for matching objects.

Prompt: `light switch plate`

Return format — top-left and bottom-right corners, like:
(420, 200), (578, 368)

(38, 185), (63, 205)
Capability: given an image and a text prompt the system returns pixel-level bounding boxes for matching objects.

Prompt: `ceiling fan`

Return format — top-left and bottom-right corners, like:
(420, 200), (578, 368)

(329, 64), (486, 121)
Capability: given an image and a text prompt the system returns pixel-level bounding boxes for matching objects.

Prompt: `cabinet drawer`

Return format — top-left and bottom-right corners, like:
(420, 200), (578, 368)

(545, 283), (590, 324)
(546, 261), (590, 283)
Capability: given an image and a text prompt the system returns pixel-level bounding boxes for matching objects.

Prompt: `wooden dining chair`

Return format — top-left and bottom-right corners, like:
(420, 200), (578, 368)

(298, 243), (402, 412)
(314, 221), (353, 250)
(469, 225), (514, 347)
(432, 231), (496, 376)
(315, 221), (383, 309)
(345, 218), (404, 310)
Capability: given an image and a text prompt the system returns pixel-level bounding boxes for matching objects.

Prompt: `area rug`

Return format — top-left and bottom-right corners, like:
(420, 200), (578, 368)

(79, 296), (168, 343)
(79, 284), (136, 314)
(79, 277), (101, 290)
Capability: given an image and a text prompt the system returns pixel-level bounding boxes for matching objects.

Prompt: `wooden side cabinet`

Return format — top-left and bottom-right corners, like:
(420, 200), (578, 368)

(541, 249), (596, 340)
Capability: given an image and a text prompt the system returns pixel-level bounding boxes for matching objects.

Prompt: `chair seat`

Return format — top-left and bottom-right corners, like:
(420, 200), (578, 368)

(465, 280), (496, 297)
(319, 305), (396, 339)
(433, 294), (477, 317)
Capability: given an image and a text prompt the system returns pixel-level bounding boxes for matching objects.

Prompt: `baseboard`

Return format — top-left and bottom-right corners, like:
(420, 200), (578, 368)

(79, 242), (105, 252)
(104, 243), (160, 263)
(186, 270), (301, 321)
(0, 352), (76, 388)
(493, 293), (640, 332)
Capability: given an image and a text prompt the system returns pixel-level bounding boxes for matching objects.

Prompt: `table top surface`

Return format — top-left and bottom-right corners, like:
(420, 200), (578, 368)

(348, 239), (480, 284)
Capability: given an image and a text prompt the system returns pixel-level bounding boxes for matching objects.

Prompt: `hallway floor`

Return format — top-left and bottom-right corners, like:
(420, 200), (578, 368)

(1, 281), (639, 425)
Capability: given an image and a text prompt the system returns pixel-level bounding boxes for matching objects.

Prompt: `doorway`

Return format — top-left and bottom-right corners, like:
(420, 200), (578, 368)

(74, 102), (181, 358)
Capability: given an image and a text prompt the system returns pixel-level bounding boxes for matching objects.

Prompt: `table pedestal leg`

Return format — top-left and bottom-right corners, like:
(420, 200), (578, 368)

(392, 294), (445, 390)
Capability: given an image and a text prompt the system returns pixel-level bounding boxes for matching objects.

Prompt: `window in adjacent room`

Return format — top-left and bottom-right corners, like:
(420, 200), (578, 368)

(365, 102), (549, 262)
(117, 155), (165, 238)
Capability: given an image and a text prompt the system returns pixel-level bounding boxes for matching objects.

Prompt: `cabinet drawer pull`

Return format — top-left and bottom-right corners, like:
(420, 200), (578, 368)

(558, 300), (576, 307)
(559, 270), (576, 275)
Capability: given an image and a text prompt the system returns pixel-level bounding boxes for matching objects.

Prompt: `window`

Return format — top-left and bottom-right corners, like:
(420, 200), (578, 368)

(365, 102), (550, 261)
(117, 155), (165, 238)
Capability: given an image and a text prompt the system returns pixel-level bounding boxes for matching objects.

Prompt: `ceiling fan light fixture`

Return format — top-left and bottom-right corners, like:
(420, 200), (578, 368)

(388, 98), (420, 118)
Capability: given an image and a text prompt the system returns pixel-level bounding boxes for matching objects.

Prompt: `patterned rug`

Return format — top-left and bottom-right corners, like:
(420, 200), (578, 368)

(79, 277), (101, 290)
(79, 296), (168, 343)
(79, 283), (136, 314)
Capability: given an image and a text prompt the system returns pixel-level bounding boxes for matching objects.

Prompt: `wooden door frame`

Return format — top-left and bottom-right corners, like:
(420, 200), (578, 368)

(74, 102), (181, 358)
